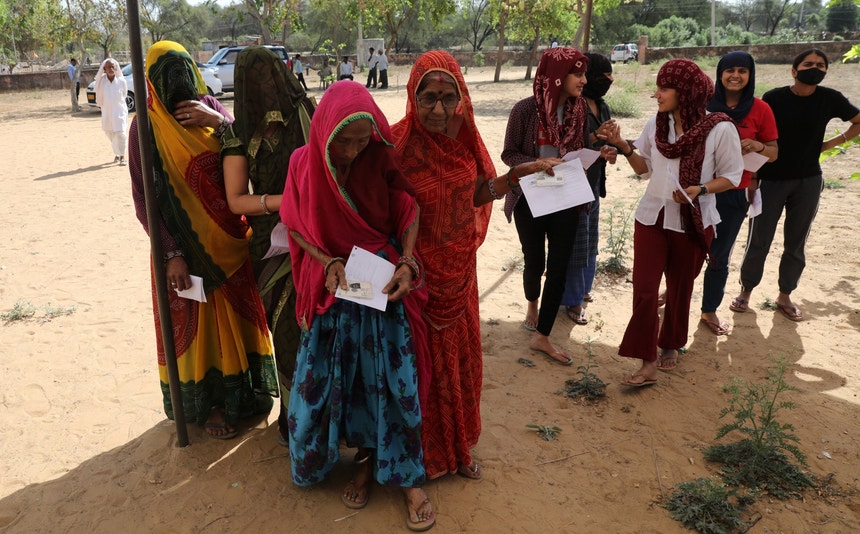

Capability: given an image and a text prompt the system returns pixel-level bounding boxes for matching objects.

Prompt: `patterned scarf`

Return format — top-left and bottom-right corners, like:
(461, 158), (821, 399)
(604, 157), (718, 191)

(533, 47), (589, 156)
(655, 59), (731, 251)
(145, 40), (249, 293)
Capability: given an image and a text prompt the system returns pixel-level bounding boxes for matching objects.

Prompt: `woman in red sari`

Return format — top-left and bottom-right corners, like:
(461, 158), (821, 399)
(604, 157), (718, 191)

(392, 50), (549, 480)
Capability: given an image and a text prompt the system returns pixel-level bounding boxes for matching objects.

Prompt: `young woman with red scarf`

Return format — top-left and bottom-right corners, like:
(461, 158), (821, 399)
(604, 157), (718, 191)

(602, 59), (744, 386)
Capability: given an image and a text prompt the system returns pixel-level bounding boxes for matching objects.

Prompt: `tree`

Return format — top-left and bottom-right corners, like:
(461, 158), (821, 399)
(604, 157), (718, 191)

(140, 0), (211, 47)
(759, 0), (796, 36)
(463, 0), (495, 51)
(504, 0), (580, 79)
(90, 0), (128, 60)
(242, 0), (301, 45)
(826, 0), (858, 32)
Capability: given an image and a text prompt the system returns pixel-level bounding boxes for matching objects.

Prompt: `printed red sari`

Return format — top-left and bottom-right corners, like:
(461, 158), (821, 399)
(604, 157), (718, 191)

(392, 50), (496, 479)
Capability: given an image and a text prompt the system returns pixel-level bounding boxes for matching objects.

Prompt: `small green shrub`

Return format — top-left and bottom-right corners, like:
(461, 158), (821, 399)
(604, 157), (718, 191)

(598, 200), (636, 276)
(664, 478), (748, 534)
(1, 300), (36, 322)
(605, 91), (640, 118)
(824, 178), (845, 189)
(703, 357), (813, 499)
(563, 340), (608, 401)
(474, 51), (485, 67)
(526, 424), (562, 441)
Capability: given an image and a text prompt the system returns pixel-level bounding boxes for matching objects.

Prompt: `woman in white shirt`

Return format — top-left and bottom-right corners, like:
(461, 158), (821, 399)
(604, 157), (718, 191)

(94, 58), (129, 165)
(602, 59), (743, 386)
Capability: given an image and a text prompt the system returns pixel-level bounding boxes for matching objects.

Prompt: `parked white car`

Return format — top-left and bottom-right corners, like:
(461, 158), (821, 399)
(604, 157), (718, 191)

(610, 43), (638, 63)
(86, 63), (223, 113)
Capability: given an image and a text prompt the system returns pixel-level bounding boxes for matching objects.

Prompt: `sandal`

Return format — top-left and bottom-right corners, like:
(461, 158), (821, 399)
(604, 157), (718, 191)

(776, 301), (803, 322)
(621, 373), (657, 387)
(700, 317), (729, 335)
(404, 490), (436, 532)
(457, 462), (482, 480)
(566, 306), (588, 325)
(729, 296), (749, 313)
(656, 350), (678, 371)
(342, 451), (372, 509)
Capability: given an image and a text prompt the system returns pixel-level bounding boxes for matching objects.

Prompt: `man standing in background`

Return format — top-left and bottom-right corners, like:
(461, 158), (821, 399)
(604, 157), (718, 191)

(376, 48), (389, 89)
(68, 58), (81, 112)
(293, 54), (309, 91)
(365, 47), (378, 88)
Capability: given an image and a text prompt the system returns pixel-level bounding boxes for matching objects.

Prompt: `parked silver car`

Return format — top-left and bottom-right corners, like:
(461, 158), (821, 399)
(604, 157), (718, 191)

(86, 63), (223, 113)
(203, 45), (290, 92)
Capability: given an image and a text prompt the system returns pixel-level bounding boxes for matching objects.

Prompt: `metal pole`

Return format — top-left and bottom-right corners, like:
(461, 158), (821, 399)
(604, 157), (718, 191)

(125, 0), (190, 447)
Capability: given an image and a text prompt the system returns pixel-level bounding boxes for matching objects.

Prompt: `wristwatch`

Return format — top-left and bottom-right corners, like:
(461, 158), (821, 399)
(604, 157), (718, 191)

(698, 184), (709, 197)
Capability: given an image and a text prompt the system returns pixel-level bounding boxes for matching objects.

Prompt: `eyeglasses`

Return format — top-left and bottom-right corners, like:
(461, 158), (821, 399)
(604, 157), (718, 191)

(416, 94), (460, 110)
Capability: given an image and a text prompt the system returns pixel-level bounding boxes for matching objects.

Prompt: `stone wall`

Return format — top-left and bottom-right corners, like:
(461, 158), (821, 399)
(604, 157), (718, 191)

(0, 66), (98, 94)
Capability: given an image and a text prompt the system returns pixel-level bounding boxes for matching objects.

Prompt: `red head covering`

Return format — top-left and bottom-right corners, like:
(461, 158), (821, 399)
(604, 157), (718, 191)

(654, 59), (732, 251)
(533, 47), (589, 156)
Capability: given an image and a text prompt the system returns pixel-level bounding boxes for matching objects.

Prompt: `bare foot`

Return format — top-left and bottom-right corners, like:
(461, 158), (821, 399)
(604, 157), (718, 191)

(529, 333), (573, 365)
(341, 448), (373, 509)
(404, 487), (435, 531)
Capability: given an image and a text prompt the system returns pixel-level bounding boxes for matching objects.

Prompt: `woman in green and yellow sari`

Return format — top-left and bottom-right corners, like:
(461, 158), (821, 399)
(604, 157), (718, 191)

(128, 41), (278, 439)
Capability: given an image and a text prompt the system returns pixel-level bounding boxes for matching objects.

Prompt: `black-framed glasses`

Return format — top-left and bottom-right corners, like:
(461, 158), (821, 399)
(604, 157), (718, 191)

(416, 94), (460, 110)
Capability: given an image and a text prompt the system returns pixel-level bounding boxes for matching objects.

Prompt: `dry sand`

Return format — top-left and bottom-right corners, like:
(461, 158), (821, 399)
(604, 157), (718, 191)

(1, 62), (859, 533)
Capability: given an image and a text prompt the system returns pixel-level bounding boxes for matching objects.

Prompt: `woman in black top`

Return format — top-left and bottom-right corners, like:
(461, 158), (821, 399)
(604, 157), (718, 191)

(731, 49), (860, 321)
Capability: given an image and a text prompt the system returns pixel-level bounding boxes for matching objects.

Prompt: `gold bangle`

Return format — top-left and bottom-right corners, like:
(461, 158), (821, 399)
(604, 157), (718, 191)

(260, 193), (272, 215)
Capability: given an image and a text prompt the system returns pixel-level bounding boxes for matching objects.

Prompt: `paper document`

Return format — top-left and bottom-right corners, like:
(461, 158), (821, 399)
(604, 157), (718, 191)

(748, 188), (762, 218)
(561, 148), (601, 170)
(262, 222), (290, 260)
(518, 158), (594, 218)
(175, 275), (207, 303)
(335, 246), (396, 312)
(668, 167), (694, 205)
(742, 151), (769, 173)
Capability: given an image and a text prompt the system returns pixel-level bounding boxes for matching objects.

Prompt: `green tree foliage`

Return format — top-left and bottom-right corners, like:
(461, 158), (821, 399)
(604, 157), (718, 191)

(0, 0), (64, 63)
(826, 0), (858, 32)
(141, 0), (212, 46)
(241, 0), (301, 45)
(632, 15), (706, 47)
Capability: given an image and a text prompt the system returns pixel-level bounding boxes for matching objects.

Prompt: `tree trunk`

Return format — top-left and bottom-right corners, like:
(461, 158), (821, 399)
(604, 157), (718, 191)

(493, 9), (508, 83)
(525, 30), (541, 80)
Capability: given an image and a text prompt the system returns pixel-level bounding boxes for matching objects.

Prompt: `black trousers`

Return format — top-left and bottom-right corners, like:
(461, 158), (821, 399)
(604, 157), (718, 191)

(513, 197), (578, 336)
(379, 69), (388, 88)
(366, 67), (377, 87)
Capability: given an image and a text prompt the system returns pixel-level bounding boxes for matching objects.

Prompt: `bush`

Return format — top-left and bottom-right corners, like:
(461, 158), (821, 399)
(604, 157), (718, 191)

(664, 478), (748, 534)
(605, 90), (640, 118)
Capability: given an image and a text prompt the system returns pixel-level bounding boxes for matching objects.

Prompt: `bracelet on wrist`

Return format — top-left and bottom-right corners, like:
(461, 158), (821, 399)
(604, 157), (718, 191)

(620, 142), (635, 157)
(698, 184), (709, 197)
(163, 250), (184, 263)
(324, 256), (345, 277)
(506, 168), (519, 190)
(396, 255), (425, 290)
(840, 132), (848, 143)
(214, 117), (230, 138)
(260, 193), (272, 215)
(487, 176), (504, 200)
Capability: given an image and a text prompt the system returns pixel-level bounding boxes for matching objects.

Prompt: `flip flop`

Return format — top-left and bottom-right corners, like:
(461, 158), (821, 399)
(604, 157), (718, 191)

(203, 421), (238, 440)
(341, 484), (369, 509)
(457, 462), (482, 480)
(729, 296), (749, 313)
(621, 373), (657, 387)
(583, 293), (594, 302)
(656, 352), (678, 371)
(406, 498), (436, 532)
(531, 347), (574, 366)
(566, 306), (588, 325)
(776, 302), (803, 322)
(700, 318), (729, 335)
(521, 317), (537, 331)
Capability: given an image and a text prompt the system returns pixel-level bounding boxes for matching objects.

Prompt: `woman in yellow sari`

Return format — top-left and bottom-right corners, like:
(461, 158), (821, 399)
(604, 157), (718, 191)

(128, 41), (278, 439)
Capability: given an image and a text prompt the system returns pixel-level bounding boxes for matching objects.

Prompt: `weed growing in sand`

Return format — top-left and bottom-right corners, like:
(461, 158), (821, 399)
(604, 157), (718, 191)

(664, 477), (750, 534)
(703, 357), (812, 499)
(1, 299), (36, 322)
(605, 90), (640, 118)
(824, 178), (845, 189)
(526, 424), (562, 441)
(598, 200), (636, 276)
(1, 299), (77, 323)
(563, 340), (607, 401)
(759, 298), (777, 311)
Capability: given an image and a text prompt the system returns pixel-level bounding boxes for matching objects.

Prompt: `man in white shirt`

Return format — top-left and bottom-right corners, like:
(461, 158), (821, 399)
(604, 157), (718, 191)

(293, 54), (309, 90)
(67, 58), (81, 112)
(376, 49), (389, 89)
(338, 57), (354, 80)
(365, 47), (378, 88)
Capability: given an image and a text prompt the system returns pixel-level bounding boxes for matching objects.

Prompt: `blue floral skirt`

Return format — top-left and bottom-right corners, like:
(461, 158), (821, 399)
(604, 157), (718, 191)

(287, 298), (425, 488)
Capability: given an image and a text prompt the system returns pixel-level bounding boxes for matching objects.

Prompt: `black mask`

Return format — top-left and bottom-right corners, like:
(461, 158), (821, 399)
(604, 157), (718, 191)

(583, 75), (612, 99)
(795, 68), (826, 86)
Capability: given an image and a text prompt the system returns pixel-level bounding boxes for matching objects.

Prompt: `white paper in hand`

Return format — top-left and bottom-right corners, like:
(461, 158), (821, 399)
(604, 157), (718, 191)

(669, 167), (694, 205)
(262, 222), (290, 260)
(175, 275), (207, 302)
(562, 148), (601, 169)
(748, 188), (762, 218)
(335, 246), (396, 312)
(518, 158), (594, 217)
(742, 151), (769, 173)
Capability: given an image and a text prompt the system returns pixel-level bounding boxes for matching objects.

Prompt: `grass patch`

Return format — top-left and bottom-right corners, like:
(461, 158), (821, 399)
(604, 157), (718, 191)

(562, 340), (608, 402)
(824, 178), (845, 189)
(2, 299), (77, 323)
(664, 477), (750, 534)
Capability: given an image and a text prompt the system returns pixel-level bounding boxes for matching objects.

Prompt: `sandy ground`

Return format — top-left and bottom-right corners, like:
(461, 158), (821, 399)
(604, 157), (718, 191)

(1, 62), (859, 533)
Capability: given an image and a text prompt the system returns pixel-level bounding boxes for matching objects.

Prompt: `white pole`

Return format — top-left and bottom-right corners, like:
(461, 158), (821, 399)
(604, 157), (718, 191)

(711, 0), (716, 46)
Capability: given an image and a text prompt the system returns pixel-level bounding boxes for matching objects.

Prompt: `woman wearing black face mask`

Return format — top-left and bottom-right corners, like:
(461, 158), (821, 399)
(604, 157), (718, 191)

(731, 49), (860, 322)
(561, 52), (617, 325)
